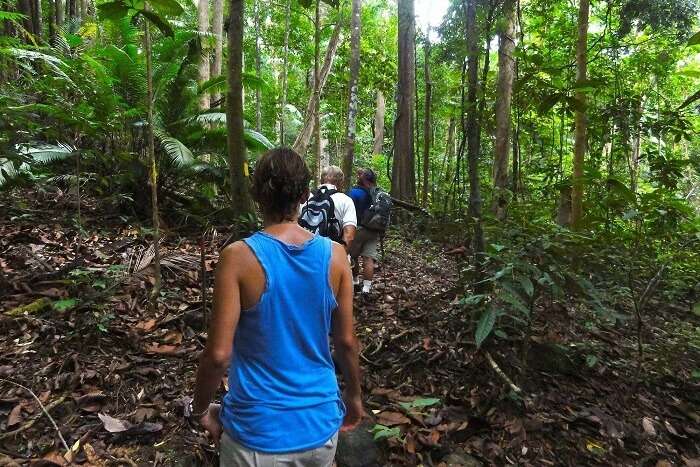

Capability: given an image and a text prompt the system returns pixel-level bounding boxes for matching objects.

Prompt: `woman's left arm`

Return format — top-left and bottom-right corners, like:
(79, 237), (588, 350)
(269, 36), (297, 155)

(190, 242), (243, 433)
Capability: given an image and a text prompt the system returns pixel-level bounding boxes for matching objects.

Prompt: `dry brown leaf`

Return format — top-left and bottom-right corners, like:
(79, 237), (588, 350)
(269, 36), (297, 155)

(75, 392), (107, 413)
(163, 330), (183, 345)
(134, 319), (157, 333)
(144, 343), (178, 355)
(98, 413), (131, 433)
(683, 457), (700, 467)
(642, 417), (656, 436)
(7, 404), (22, 427)
(377, 411), (410, 426)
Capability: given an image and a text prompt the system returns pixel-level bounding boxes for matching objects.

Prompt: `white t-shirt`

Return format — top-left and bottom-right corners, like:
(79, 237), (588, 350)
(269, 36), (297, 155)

(300, 184), (357, 229)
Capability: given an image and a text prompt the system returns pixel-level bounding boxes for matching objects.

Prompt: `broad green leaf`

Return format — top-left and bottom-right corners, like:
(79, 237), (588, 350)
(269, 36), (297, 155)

(688, 31), (700, 46)
(519, 276), (534, 298)
(146, 0), (183, 15)
(244, 129), (274, 150)
(606, 177), (636, 203)
(98, 0), (130, 20)
(134, 10), (174, 37)
(460, 294), (485, 306)
(585, 354), (598, 367)
(53, 298), (78, 312)
(475, 307), (496, 348)
(399, 398), (440, 410)
(371, 424), (401, 441)
(679, 89), (700, 109)
(693, 301), (700, 317)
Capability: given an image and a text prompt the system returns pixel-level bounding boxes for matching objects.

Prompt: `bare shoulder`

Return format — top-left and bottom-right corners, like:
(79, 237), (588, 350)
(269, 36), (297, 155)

(219, 240), (254, 269)
(330, 242), (350, 269)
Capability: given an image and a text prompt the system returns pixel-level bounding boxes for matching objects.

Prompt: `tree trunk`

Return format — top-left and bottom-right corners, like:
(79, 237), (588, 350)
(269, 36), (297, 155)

(570, 0), (589, 228)
(31, 0), (41, 36)
(211, 0), (224, 103)
(17, 0), (32, 37)
(372, 90), (385, 155)
(198, 0), (210, 109)
(342, 0), (361, 183)
(227, 0), (254, 218)
(55, 0), (63, 27)
(464, 0), (484, 283)
(391, 0), (416, 202)
(254, 0), (262, 131)
(68, 0), (76, 21)
(144, 17), (162, 306)
(292, 18), (342, 156)
(492, 0), (515, 220)
(79, 0), (86, 21)
(279, 0), (291, 144)
(312, 0), (321, 184)
(421, 36), (431, 208)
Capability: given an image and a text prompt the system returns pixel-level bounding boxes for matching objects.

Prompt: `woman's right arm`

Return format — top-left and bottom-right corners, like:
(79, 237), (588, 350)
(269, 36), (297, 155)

(330, 243), (364, 430)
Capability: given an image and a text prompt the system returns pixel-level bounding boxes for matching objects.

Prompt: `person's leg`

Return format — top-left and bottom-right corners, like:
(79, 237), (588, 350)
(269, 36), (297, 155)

(349, 229), (368, 286)
(360, 232), (379, 294)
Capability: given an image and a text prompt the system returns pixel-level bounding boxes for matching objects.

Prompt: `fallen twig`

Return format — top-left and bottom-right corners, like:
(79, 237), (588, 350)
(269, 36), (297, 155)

(0, 379), (69, 452)
(484, 351), (522, 394)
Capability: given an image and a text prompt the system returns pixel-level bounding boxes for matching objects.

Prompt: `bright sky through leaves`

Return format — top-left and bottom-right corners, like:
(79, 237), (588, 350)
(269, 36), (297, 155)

(415, 0), (450, 40)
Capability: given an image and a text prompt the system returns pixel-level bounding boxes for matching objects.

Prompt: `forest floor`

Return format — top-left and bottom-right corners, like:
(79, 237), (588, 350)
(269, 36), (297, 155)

(1, 189), (700, 467)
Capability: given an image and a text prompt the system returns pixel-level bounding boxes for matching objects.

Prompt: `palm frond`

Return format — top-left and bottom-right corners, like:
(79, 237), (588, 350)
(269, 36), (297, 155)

(244, 129), (274, 151)
(195, 112), (227, 126)
(125, 242), (199, 281)
(0, 158), (27, 188)
(196, 72), (269, 96)
(154, 129), (194, 166)
(18, 142), (77, 163)
(3, 47), (74, 84)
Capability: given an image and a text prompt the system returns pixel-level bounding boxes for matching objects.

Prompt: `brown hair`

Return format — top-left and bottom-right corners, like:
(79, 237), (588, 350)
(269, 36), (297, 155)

(250, 148), (311, 221)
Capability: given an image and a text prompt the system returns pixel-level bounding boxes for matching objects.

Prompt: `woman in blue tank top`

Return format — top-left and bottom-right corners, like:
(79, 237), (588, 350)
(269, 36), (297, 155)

(187, 148), (363, 466)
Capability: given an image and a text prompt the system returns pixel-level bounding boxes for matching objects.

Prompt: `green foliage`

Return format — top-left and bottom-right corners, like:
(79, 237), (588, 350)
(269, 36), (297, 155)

(371, 424), (402, 441)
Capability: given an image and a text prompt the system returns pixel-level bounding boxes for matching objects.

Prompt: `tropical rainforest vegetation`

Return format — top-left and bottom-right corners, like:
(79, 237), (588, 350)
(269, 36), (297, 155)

(1, 0), (699, 463)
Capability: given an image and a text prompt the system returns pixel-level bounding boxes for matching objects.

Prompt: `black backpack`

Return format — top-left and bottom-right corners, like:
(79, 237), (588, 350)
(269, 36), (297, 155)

(299, 186), (343, 242)
(360, 187), (392, 232)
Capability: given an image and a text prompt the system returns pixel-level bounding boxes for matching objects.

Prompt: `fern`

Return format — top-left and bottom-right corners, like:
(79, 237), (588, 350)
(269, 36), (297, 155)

(18, 143), (76, 163)
(154, 129), (194, 167)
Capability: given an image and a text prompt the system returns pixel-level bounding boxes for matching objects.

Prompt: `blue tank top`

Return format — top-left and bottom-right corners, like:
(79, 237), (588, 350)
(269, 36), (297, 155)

(220, 231), (345, 453)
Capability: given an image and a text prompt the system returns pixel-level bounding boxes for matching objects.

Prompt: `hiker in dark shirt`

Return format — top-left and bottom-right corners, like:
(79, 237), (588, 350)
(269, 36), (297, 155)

(348, 168), (382, 294)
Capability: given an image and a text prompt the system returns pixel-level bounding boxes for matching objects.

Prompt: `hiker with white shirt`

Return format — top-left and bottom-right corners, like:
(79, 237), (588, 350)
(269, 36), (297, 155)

(299, 165), (357, 252)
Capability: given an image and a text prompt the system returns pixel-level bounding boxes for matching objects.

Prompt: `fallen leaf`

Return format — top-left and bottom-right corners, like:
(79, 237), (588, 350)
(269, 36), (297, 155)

(656, 461), (673, 467)
(98, 413), (131, 433)
(82, 443), (100, 464)
(144, 343), (178, 355)
(163, 330), (183, 345)
(134, 407), (156, 423)
(423, 337), (431, 350)
(665, 420), (687, 439)
(377, 411), (410, 426)
(642, 417), (656, 436)
(75, 392), (107, 412)
(683, 458), (700, 467)
(134, 319), (157, 333)
(7, 404), (22, 427)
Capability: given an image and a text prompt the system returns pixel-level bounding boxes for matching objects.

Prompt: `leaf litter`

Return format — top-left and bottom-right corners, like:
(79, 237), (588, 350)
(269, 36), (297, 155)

(0, 190), (699, 465)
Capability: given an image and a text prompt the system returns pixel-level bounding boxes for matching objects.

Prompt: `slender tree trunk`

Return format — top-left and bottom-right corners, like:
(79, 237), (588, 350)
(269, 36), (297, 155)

(279, 0), (291, 144)
(31, 0), (41, 36)
(342, 0), (361, 183)
(421, 36), (431, 208)
(292, 18), (342, 156)
(144, 18), (161, 306)
(48, 0), (55, 41)
(464, 0), (484, 283)
(254, 0), (262, 131)
(79, 0), (86, 21)
(312, 0), (321, 184)
(570, 0), (589, 228)
(628, 97), (644, 194)
(211, 0), (224, 103)
(228, 0), (254, 218)
(68, 0), (76, 21)
(198, 0), (210, 109)
(55, 0), (63, 28)
(391, 0), (416, 202)
(372, 90), (385, 155)
(492, 0), (515, 220)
